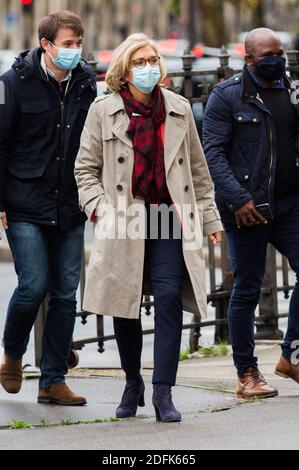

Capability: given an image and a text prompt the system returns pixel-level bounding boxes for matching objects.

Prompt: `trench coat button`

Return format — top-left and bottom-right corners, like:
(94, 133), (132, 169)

(67, 124), (71, 129)
(179, 158), (184, 165)
(190, 212), (194, 220)
(244, 175), (249, 180)
(118, 156), (125, 164)
(117, 185), (123, 192)
(118, 211), (125, 218)
(253, 118), (257, 123)
(57, 124), (61, 128)
(184, 185), (189, 192)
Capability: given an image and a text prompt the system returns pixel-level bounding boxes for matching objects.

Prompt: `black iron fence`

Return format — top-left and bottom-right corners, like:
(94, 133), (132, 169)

(34, 47), (299, 368)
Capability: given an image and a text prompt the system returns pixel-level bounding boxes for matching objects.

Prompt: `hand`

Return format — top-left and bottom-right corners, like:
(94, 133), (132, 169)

(208, 231), (222, 245)
(0, 211), (8, 230)
(235, 201), (267, 229)
(90, 210), (97, 224)
(0, 211), (7, 240)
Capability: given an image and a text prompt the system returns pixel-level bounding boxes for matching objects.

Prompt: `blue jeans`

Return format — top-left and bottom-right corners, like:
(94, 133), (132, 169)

(3, 222), (85, 389)
(225, 190), (299, 376)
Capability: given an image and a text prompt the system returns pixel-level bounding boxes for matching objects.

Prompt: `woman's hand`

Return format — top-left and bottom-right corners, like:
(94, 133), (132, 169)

(91, 210), (97, 224)
(208, 231), (222, 245)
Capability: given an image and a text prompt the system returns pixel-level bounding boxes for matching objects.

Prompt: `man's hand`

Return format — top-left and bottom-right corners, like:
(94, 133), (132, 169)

(0, 211), (8, 239)
(208, 231), (222, 245)
(235, 201), (267, 228)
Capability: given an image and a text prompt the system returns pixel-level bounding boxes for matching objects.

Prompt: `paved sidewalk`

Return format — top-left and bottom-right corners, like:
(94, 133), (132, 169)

(1, 343), (299, 450)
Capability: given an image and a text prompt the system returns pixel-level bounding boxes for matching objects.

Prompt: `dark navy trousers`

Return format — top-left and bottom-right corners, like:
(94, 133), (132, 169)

(113, 206), (186, 386)
(225, 189), (299, 376)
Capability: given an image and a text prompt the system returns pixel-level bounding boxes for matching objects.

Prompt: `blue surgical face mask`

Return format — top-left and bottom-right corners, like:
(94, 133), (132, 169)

(47, 42), (82, 70)
(130, 64), (161, 94)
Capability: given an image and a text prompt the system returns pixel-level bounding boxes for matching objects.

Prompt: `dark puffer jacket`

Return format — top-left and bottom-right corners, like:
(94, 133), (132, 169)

(0, 47), (97, 230)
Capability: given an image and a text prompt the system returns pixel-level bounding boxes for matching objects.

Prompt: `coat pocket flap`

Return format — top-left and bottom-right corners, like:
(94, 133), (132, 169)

(8, 162), (47, 179)
(21, 101), (52, 114)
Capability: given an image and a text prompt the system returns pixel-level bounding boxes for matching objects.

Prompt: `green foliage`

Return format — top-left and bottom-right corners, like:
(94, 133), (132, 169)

(198, 342), (229, 357)
(9, 420), (32, 430)
(180, 342), (229, 361)
(170, 0), (181, 15)
(40, 417), (50, 428)
(179, 347), (191, 361)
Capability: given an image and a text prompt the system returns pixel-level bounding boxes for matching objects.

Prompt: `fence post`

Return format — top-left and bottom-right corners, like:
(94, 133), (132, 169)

(182, 50), (195, 102)
(86, 52), (98, 74)
(217, 45), (234, 82)
(286, 49), (299, 81)
(256, 245), (284, 340)
(0, 80), (4, 105)
(214, 236), (232, 343)
(34, 299), (48, 367)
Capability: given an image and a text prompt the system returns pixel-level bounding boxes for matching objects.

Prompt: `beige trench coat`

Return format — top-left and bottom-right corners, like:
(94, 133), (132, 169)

(75, 87), (222, 320)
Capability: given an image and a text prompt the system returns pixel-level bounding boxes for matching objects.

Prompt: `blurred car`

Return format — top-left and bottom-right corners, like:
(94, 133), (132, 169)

(0, 50), (17, 75)
(156, 39), (189, 58)
(92, 50), (112, 96)
(94, 50), (113, 76)
(190, 55), (244, 137)
(229, 31), (294, 56)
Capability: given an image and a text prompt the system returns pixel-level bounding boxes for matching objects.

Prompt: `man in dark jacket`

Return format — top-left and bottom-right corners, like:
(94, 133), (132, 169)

(0, 10), (96, 405)
(203, 28), (299, 399)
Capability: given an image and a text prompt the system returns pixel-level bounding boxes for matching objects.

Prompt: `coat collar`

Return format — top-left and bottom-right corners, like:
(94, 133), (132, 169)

(108, 86), (187, 116)
(241, 65), (292, 103)
(12, 47), (94, 83)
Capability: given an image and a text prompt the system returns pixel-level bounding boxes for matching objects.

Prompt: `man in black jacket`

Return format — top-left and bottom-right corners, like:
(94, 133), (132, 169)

(203, 28), (299, 400)
(0, 10), (96, 405)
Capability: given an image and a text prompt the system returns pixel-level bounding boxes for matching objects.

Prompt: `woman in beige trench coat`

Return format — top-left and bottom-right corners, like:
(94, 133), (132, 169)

(75, 33), (223, 423)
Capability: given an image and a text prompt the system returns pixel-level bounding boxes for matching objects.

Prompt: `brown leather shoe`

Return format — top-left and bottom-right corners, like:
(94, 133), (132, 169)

(38, 383), (87, 406)
(237, 367), (278, 399)
(275, 356), (299, 384)
(0, 354), (23, 394)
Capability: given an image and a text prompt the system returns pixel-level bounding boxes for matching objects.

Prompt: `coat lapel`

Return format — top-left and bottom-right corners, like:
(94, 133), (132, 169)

(162, 88), (188, 177)
(111, 113), (133, 148)
(164, 114), (188, 177)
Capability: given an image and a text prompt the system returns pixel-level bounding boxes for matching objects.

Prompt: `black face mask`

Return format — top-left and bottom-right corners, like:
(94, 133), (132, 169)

(253, 55), (286, 82)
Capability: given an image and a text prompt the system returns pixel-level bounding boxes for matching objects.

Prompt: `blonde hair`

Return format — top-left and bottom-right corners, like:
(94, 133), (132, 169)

(106, 33), (167, 92)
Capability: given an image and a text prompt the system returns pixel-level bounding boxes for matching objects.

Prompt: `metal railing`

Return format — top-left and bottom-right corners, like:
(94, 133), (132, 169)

(34, 46), (299, 368)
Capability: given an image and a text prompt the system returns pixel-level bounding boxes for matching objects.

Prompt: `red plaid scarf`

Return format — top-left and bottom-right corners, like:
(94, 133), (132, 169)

(120, 85), (170, 204)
